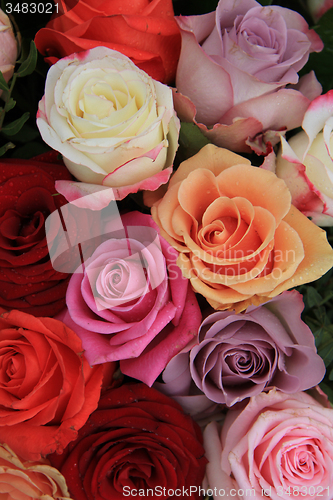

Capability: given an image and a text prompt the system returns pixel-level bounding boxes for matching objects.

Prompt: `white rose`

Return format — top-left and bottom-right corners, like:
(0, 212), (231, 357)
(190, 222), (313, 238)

(37, 47), (179, 205)
(276, 90), (333, 226)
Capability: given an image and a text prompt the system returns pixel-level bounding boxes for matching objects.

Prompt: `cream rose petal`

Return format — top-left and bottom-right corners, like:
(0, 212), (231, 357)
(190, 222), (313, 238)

(37, 47), (179, 203)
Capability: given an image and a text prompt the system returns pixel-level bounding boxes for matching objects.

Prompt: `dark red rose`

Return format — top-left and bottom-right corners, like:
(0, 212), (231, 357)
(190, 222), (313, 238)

(49, 383), (207, 500)
(34, 0), (181, 84)
(0, 152), (72, 316)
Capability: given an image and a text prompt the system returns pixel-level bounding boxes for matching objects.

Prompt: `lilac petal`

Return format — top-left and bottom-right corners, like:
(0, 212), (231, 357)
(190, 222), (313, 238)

(175, 24), (233, 125)
(159, 352), (193, 395)
(220, 87), (313, 132)
(292, 71), (323, 101)
(216, 0), (259, 28)
(271, 5), (323, 52)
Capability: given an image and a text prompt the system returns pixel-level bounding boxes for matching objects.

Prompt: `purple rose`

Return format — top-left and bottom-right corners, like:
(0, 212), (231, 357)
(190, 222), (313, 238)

(59, 211), (201, 386)
(189, 291), (324, 406)
(174, 0), (323, 154)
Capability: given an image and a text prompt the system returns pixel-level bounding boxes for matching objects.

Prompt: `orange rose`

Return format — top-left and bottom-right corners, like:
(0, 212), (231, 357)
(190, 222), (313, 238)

(0, 443), (72, 499)
(150, 144), (333, 311)
(0, 309), (115, 461)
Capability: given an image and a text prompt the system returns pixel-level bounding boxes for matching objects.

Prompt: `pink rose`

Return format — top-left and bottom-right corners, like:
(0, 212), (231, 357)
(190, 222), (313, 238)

(174, 0), (323, 154)
(60, 211), (201, 386)
(0, 9), (17, 83)
(204, 390), (333, 500)
(275, 90), (333, 225)
(307, 0), (333, 20)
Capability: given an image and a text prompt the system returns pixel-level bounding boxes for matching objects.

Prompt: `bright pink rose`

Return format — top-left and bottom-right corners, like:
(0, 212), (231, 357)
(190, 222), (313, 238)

(60, 211), (201, 386)
(204, 390), (333, 500)
(174, 0), (323, 154)
(275, 90), (333, 226)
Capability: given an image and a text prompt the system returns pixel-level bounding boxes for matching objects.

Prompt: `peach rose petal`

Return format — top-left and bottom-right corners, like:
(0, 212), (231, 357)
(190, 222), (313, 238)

(0, 443), (72, 499)
(151, 183), (187, 249)
(177, 252), (251, 307)
(216, 164), (292, 224)
(169, 143), (251, 188)
(269, 204), (333, 295)
(152, 144), (333, 311)
(189, 244), (274, 286)
(178, 168), (221, 221)
(232, 221), (304, 295)
(178, 203), (275, 267)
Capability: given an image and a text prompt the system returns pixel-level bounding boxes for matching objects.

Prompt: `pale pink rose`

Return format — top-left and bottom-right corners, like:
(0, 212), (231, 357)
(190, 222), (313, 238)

(60, 211), (201, 386)
(204, 390), (333, 500)
(37, 47), (180, 207)
(174, 0), (323, 154)
(0, 443), (72, 499)
(0, 9), (17, 83)
(276, 90), (333, 226)
(307, 0), (333, 20)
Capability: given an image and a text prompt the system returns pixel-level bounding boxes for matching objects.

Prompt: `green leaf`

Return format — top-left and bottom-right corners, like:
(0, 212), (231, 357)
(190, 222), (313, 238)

(329, 367), (333, 381)
(318, 339), (333, 367)
(16, 41), (38, 78)
(313, 305), (327, 323)
(300, 9), (333, 93)
(320, 382), (333, 405)
(1, 112), (30, 136)
(0, 72), (9, 92)
(306, 286), (323, 308)
(8, 123), (40, 143)
(314, 327), (324, 347)
(179, 122), (211, 156)
(0, 141), (15, 156)
(11, 141), (50, 159)
(4, 98), (16, 112)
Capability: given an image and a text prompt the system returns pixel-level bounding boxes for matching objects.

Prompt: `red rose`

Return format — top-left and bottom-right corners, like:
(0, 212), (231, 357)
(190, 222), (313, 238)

(0, 309), (116, 462)
(0, 152), (73, 316)
(34, 0), (181, 84)
(49, 383), (207, 500)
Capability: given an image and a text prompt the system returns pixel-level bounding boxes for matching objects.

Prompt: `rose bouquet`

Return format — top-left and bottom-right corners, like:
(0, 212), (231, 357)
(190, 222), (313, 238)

(1, 0), (333, 499)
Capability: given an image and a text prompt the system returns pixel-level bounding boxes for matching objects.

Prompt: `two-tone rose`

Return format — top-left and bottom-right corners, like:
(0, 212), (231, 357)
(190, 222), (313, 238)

(37, 47), (180, 207)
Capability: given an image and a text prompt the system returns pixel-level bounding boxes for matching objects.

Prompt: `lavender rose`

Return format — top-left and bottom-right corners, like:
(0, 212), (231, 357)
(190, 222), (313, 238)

(174, 0), (323, 154)
(188, 291), (324, 406)
(59, 211), (201, 386)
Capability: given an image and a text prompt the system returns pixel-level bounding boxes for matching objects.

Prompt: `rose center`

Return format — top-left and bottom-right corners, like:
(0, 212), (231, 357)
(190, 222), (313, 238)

(225, 348), (266, 377)
(104, 262), (129, 298)
(281, 442), (323, 481)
